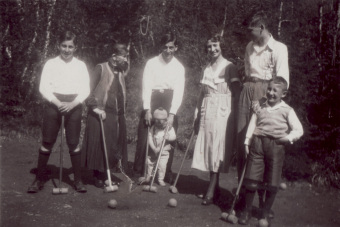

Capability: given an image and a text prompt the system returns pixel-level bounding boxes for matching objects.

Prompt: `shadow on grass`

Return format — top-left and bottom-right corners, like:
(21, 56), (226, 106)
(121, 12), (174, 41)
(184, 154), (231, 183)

(170, 173), (236, 213)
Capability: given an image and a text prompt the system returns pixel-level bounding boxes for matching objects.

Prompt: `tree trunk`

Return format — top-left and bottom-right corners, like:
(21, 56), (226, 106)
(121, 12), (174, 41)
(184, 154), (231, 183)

(42, 0), (56, 61)
(21, 0), (40, 84)
(332, 1), (340, 66)
(220, 0), (228, 37)
(319, 1), (324, 44)
(278, 1), (283, 38)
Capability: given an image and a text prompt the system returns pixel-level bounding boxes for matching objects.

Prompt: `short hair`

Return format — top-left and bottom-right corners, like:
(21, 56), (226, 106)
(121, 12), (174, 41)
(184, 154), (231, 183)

(111, 43), (128, 56)
(206, 34), (225, 50)
(160, 32), (178, 47)
(153, 107), (168, 120)
(58, 31), (77, 46)
(246, 11), (270, 30)
(269, 76), (288, 91)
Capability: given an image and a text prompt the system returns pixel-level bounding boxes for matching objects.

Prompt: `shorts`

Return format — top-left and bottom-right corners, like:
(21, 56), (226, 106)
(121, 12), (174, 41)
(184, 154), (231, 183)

(244, 135), (285, 187)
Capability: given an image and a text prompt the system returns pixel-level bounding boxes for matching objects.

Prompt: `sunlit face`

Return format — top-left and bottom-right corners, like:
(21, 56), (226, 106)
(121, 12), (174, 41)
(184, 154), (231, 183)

(108, 53), (128, 71)
(154, 119), (167, 129)
(206, 40), (222, 59)
(248, 24), (263, 44)
(161, 41), (177, 63)
(266, 81), (287, 107)
(58, 40), (76, 63)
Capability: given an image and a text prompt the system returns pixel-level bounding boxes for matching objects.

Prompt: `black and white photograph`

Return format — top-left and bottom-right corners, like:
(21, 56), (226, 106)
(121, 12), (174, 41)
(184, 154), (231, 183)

(1, 0), (339, 226)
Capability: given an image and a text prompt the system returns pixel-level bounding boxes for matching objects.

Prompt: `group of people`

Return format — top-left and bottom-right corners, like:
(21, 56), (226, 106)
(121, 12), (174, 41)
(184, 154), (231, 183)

(28, 11), (303, 225)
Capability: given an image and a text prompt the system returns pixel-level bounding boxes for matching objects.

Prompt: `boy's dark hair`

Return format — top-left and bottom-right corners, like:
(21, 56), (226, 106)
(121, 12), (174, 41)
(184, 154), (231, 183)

(270, 76), (288, 91)
(58, 31), (77, 46)
(160, 32), (178, 47)
(245, 11), (271, 31)
(111, 43), (128, 56)
(206, 34), (225, 51)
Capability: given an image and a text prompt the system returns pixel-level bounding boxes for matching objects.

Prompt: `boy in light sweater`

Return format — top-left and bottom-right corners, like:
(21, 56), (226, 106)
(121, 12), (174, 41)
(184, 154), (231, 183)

(238, 77), (303, 225)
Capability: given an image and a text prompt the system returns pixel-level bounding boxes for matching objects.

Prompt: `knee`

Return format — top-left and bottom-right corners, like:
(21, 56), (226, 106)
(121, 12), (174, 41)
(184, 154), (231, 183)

(69, 145), (80, 156)
(40, 142), (54, 154)
(243, 179), (260, 191)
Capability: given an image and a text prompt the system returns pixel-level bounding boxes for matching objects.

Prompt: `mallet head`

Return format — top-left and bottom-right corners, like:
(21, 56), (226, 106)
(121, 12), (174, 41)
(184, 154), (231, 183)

(221, 211), (237, 224)
(169, 185), (178, 194)
(52, 187), (68, 194)
(104, 185), (118, 193)
(142, 185), (157, 193)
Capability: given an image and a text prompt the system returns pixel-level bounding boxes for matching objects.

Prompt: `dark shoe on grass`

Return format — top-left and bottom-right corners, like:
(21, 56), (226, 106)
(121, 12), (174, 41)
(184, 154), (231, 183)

(94, 178), (104, 188)
(238, 211), (251, 225)
(27, 179), (45, 193)
(74, 181), (87, 193)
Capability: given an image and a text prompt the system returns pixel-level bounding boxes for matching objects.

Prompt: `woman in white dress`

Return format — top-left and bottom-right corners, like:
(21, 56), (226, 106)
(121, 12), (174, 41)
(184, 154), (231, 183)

(192, 34), (241, 205)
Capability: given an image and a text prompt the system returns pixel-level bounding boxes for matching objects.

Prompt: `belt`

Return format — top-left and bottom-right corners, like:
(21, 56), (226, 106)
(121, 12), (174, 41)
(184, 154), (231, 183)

(244, 77), (270, 83)
(152, 89), (172, 93)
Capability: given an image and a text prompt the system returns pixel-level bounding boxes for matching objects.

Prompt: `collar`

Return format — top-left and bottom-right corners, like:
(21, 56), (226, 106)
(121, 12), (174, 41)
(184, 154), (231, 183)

(263, 100), (288, 110)
(58, 55), (75, 64)
(266, 35), (275, 50)
(252, 35), (275, 53)
(158, 54), (175, 65)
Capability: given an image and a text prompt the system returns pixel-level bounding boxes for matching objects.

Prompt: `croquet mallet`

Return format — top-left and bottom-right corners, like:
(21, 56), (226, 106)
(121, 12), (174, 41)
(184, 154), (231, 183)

(142, 125), (170, 193)
(169, 130), (195, 194)
(137, 127), (150, 184)
(52, 116), (69, 195)
(221, 155), (248, 224)
(100, 117), (119, 193)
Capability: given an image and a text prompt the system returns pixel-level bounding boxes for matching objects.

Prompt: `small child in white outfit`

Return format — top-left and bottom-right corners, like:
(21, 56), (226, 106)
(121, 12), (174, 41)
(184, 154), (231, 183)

(147, 108), (176, 186)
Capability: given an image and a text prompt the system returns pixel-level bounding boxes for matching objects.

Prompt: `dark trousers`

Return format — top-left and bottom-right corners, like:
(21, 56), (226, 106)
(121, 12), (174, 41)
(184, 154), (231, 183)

(42, 103), (82, 149)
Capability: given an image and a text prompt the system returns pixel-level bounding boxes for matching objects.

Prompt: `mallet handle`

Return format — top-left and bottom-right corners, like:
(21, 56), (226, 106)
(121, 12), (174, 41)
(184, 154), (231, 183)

(172, 131), (195, 187)
(100, 117), (113, 187)
(58, 116), (65, 188)
(149, 125), (171, 188)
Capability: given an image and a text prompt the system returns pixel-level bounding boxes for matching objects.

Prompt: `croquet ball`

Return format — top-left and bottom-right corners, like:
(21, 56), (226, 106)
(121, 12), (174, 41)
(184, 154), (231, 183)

(221, 212), (228, 219)
(168, 198), (177, 207)
(279, 182), (287, 190)
(258, 219), (269, 227)
(108, 199), (117, 209)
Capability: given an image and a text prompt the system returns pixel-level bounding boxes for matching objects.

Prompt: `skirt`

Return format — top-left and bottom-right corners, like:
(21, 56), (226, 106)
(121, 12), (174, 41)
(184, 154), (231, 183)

(191, 93), (234, 173)
(81, 111), (119, 172)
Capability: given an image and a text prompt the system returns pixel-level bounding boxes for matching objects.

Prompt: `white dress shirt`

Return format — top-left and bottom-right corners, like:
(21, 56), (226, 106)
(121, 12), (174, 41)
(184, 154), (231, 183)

(245, 36), (289, 86)
(142, 54), (185, 115)
(39, 56), (90, 103)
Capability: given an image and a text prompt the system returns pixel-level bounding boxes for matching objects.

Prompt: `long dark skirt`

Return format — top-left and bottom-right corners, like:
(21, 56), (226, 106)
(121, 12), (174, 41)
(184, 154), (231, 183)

(81, 111), (118, 172)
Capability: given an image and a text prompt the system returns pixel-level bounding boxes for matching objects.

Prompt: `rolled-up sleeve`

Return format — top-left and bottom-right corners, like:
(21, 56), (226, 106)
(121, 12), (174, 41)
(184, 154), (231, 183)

(142, 61), (153, 110)
(39, 61), (56, 102)
(285, 109), (303, 143)
(275, 44), (289, 87)
(169, 65), (185, 115)
(75, 63), (90, 103)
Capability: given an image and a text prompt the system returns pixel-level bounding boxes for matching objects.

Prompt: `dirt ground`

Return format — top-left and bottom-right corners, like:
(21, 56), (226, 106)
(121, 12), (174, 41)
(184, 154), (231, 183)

(1, 136), (339, 227)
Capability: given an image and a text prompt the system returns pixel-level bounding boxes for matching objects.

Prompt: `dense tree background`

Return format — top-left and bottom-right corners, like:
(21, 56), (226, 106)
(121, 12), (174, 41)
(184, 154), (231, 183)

(1, 0), (339, 188)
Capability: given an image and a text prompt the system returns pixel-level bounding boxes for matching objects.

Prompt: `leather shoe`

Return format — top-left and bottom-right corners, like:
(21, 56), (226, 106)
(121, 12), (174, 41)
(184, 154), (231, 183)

(27, 179), (45, 193)
(94, 178), (104, 188)
(238, 211), (251, 225)
(262, 209), (275, 219)
(268, 209), (275, 219)
(74, 181), (87, 193)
